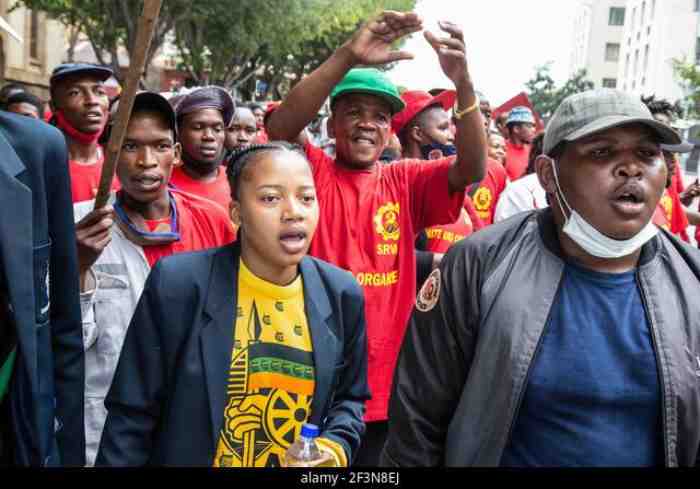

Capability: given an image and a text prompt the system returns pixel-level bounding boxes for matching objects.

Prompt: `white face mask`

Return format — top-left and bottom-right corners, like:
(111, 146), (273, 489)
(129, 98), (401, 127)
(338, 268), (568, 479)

(547, 157), (659, 259)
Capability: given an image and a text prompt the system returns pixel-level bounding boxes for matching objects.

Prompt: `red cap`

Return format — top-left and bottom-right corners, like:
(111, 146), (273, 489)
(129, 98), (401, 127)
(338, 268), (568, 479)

(391, 89), (457, 134)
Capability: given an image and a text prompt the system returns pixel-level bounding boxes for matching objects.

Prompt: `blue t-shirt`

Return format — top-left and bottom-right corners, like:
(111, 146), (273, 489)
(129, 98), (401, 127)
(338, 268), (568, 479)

(500, 261), (664, 467)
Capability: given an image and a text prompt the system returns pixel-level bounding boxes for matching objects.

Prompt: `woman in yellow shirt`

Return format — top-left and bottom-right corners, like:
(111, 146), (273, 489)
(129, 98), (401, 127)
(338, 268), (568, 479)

(96, 142), (370, 467)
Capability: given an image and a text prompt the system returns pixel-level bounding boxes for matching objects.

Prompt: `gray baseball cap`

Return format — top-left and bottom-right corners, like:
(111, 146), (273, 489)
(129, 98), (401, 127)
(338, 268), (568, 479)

(543, 89), (681, 155)
(661, 140), (694, 153)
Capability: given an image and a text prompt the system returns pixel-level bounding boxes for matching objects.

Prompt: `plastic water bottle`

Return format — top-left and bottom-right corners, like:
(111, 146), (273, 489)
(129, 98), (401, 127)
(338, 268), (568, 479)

(283, 423), (324, 467)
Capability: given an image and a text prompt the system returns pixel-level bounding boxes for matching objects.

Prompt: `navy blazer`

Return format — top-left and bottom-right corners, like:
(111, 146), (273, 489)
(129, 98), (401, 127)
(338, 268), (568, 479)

(96, 242), (370, 466)
(0, 111), (84, 466)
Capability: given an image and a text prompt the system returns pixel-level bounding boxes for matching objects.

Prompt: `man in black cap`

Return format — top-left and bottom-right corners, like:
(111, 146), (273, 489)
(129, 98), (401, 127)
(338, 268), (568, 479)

(0, 96), (84, 467)
(169, 86), (235, 211)
(0, 82), (26, 109)
(4, 91), (43, 120)
(72, 92), (236, 464)
(49, 63), (119, 203)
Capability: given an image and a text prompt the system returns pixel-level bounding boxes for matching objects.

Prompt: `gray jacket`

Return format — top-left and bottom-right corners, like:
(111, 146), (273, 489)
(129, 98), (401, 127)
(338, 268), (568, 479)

(382, 209), (700, 467)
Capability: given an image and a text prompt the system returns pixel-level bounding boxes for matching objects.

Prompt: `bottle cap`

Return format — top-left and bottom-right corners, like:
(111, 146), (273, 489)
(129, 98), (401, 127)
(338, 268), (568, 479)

(300, 423), (319, 439)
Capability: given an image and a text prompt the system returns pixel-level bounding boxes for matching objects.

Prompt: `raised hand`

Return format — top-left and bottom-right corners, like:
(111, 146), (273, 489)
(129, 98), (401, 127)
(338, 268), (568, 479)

(345, 10), (423, 66)
(680, 180), (700, 206)
(424, 21), (471, 88)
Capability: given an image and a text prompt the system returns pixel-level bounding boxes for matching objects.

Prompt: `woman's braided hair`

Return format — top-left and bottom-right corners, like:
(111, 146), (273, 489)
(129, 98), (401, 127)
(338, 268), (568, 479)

(225, 141), (307, 200)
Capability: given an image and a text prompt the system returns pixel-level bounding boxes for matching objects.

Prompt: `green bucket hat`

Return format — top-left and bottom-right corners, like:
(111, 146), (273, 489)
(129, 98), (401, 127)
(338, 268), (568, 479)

(330, 68), (405, 114)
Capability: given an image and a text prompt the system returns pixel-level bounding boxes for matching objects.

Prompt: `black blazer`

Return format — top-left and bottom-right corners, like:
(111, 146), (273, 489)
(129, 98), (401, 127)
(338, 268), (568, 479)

(96, 242), (370, 466)
(0, 111), (84, 466)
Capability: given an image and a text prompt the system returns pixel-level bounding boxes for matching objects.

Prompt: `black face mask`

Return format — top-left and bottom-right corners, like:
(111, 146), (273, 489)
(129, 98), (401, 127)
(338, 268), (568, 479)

(379, 148), (401, 164)
(420, 142), (457, 160)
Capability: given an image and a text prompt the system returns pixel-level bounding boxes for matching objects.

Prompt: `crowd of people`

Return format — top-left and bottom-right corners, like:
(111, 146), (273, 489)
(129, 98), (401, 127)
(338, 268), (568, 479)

(1, 9), (700, 468)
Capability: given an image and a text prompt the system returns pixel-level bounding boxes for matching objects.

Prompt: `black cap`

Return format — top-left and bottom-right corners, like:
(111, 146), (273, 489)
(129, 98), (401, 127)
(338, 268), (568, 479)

(110, 91), (177, 137)
(50, 63), (113, 87)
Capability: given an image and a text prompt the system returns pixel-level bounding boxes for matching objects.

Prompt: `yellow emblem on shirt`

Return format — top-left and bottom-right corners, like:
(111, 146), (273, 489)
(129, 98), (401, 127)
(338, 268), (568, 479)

(374, 202), (400, 241)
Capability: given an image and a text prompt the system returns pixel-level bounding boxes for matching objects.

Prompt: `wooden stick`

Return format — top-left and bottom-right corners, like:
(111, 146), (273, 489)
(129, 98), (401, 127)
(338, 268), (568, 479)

(93, 0), (163, 210)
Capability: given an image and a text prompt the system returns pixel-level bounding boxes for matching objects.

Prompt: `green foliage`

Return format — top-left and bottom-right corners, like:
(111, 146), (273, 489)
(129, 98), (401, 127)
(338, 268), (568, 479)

(13, 0), (194, 81)
(525, 63), (594, 121)
(15, 0), (415, 96)
(672, 57), (700, 118)
(174, 0), (416, 99)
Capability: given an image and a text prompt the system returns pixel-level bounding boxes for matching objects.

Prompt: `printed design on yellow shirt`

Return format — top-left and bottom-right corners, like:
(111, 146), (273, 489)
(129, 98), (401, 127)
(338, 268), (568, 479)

(473, 187), (493, 219)
(660, 193), (673, 223)
(213, 262), (314, 467)
(374, 202), (400, 241)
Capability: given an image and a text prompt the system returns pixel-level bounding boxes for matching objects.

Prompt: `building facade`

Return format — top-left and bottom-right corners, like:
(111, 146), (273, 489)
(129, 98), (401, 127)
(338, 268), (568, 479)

(570, 0), (627, 89)
(618, 0), (700, 105)
(0, 0), (66, 100)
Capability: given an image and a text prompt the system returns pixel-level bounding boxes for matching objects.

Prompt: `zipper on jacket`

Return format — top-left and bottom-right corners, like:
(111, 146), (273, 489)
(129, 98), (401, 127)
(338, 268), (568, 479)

(501, 275), (565, 457)
(636, 274), (670, 467)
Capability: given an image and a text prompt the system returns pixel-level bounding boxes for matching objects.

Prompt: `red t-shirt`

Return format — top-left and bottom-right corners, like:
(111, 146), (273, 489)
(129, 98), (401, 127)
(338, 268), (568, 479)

(141, 190), (236, 267)
(470, 158), (508, 225)
(304, 142), (465, 421)
(423, 198), (481, 254)
(69, 150), (120, 203)
(169, 166), (232, 212)
(504, 140), (531, 181)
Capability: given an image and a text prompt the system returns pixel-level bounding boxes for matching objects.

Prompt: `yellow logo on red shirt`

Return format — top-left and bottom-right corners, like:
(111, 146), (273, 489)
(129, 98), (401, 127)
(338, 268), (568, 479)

(473, 187), (492, 212)
(374, 202), (400, 241)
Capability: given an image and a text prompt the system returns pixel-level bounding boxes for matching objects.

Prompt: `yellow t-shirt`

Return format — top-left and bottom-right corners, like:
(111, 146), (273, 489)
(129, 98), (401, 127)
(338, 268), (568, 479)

(213, 259), (315, 467)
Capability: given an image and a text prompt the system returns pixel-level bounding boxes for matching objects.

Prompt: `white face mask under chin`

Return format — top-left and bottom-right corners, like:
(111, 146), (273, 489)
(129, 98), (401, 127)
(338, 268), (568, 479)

(547, 157), (659, 259)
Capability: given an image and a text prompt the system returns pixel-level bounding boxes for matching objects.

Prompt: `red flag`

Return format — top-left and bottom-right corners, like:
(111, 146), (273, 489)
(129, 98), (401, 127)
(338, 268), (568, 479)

(493, 92), (544, 132)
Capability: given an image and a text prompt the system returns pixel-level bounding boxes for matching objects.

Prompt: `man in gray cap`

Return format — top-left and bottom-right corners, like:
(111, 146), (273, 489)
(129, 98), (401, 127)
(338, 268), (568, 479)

(169, 86), (235, 211)
(382, 89), (700, 467)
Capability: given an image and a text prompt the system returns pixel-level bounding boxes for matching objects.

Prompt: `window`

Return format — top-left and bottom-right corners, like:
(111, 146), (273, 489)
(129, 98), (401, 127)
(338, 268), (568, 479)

(631, 7), (637, 30)
(641, 2), (646, 24)
(609, 7), (626, 25)
(696, 37), (700, 65)
(625, 53), (630, 78)
(605, 43), (620, 62)
(602, 78), (617, 88)
(651, 0), (656, 19)
(696, 0), (700, 12)
(29, 10), (39, 60)
(634, 49), (639, 77)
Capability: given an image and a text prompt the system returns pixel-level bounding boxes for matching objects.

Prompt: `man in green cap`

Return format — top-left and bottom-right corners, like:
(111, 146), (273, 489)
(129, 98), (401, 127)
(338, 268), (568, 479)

(267, 10), (486, 466)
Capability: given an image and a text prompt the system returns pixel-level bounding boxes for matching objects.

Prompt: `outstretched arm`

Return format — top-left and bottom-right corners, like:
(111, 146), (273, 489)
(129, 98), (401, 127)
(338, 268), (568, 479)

(267, 11), (422, 142)
(424, 22), (487, 191)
